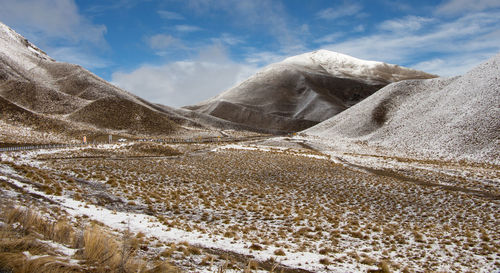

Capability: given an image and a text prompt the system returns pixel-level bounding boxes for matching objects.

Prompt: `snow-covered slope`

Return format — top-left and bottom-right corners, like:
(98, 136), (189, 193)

(0, 21), (246, 138)
(283, 50), (436, 84)
(186, 50), (436, 133)
(0, 21), (178, 134)
(305, 53), (500, 163)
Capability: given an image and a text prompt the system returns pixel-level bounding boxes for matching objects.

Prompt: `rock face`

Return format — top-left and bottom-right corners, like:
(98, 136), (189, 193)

(186, 50), (436, 133)
(306, 53), (500, 163)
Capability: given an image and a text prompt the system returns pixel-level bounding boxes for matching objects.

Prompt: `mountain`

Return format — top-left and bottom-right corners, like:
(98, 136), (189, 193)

(305, 53), (500, 163)
(0, 22), (251, 141)
(186, 50), (437, 133)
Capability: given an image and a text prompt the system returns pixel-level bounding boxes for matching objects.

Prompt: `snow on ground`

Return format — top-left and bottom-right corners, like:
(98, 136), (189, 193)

(282, 50), (435, 84)
(213, 143), (330, 161)
(0, 155), (365, 273)
(304, 53), (500, 165)
(0, 21), (55, 81)
(1, 142), (498, 272)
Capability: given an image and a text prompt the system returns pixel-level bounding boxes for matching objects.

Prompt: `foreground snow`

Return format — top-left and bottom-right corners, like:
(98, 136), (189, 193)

(1, 142), (498, 272)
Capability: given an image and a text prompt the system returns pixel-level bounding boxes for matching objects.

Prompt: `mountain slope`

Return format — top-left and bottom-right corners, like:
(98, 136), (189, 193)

(305, 53), (500, 163)
(186, 50), (436, 133)
(0, 22), (188, 136)
(1, 22), (259, 141)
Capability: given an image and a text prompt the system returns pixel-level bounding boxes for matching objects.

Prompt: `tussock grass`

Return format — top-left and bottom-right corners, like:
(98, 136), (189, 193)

(0, 221), (82, 273)
(4, 142), (499, 272)
(0, 252), (83, 273)
(81, 224), (120, 268)
(127, 143), (182, 157)
(0, 206), (179, 273)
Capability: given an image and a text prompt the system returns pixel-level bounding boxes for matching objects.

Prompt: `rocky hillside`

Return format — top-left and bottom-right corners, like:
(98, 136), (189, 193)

(0, 22), (258, 141)
(305, 53), (500, 163)
(186, 50), (436, 133)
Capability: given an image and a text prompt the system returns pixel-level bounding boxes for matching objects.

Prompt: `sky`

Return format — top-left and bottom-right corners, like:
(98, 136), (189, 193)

(0, 0), (499, 107)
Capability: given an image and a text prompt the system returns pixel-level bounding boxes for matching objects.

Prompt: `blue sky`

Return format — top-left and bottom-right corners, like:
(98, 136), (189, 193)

(1, 0), (499, 107)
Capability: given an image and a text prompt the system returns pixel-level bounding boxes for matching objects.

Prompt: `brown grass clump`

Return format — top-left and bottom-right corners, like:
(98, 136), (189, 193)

(0, 224), (82, 273)
(245, 260), (259, 271)
(0, 252), (83, 273)
(128, 143), (182, 156)
(81, 224), (121, 268)
(273, 249), (286, 256)
(319, 257), (331, 265)
(367, 261), (392, 273)
(0, 206), (178, 273)
(319, 247), (332, 255)
(249, 243), (263, 251)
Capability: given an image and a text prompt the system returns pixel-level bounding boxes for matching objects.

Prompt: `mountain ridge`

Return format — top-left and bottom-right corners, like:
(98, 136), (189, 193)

(187, 50), (437, 133)
(305, 53), (500, 163)
(0, 21), (254, 141)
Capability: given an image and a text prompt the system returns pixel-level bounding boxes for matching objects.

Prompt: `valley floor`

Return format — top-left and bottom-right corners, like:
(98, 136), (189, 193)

(0, 139), (498, 272)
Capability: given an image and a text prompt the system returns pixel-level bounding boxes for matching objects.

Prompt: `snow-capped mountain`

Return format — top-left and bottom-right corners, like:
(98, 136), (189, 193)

(305, 53), (500, 163)
(186, 50), (436, 133)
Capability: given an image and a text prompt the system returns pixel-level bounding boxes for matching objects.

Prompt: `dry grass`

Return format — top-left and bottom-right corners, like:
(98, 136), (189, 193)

(1, 142), (499, 272)
(32, 146), (499, 271)
(127, 143), (182, 157)
(81, 224), (120, 269)
(0, 252), (83, 273)
(0, 212), (82, 273)
(0, 206), (179, 273)
(273, 249), (286, 256)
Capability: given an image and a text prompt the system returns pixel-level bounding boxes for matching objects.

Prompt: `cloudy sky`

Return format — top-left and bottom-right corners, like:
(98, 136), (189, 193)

(1, 0), (499, 107)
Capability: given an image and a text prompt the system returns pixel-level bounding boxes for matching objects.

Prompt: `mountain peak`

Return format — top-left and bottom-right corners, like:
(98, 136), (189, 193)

(187, 50), (437, 133)
(283, 49), (380, 68)
(281, 49), (436, 84)
(0, 21), (54, 62)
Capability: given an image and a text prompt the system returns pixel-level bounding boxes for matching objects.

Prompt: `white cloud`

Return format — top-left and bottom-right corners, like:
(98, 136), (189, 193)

(148, 34), (183, 50)
(49, 47), (109, 69)
(0, 0), (108, 69)
(84, 0), (140, 14)
(313, 33), (343, 44)
(354, 25), (365, 32)
(320, 12), (500, 76)
(379, 16), (434, 32)
(316, 2), (362, 20)
(412, 52), (495, 76)
(380, 0), (413, 12)
(437, 0), (500, 15)
(0, 0), (106, 46)
(244, 51), (287, 66)
(211, 33), (244, 46)
(175, 25), (202, 32)
(158, 10), (185, 20)
(185, 0), (299, 49)
(111, 45), (260, 107)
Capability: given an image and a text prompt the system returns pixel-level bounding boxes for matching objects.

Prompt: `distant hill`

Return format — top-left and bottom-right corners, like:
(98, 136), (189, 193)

(186, 50), (436, 133)
(0, 21), (252, 141)
(305, 53), (500, 163)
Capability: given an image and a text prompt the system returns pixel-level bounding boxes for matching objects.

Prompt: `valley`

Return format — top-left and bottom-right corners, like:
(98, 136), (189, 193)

(0, 139), (498, 272)
(0, 18), (499, 273)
